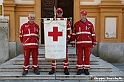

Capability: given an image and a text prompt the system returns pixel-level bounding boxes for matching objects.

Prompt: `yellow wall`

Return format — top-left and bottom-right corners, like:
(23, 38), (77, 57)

(0, 5), (2, 15)
(3, 0), (124, 43)
(122, 0), (124, 42)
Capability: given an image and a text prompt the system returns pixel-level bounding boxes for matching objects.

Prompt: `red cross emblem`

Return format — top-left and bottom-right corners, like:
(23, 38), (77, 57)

(48, 27), (63, 41)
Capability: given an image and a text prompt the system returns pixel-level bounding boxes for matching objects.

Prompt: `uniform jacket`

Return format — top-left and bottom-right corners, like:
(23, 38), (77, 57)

(19, 21), (39, 49)
(71, 20), (97, 47)
(66, 19), (71, 41)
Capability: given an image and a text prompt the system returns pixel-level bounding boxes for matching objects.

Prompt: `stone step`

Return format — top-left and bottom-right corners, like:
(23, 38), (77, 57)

(0, 71), (123, 80)
(19, 54), (78, 58)
(0, 64), (112, 72)
(13, 54), (99, 65)
(12, 57), (99, 65)
(18, 53), (98, 58)
(0, 57), (113, 72)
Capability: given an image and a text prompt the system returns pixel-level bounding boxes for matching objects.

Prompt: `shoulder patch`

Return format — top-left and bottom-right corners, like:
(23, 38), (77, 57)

(88, 24), (91, 26)
(25, 25), (29, 27)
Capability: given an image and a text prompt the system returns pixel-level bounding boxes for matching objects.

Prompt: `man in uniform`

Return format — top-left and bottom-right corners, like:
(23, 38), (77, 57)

(19, 13), (40, 75)
(71, 10), (97, 75)
(49, 8), (71, 75)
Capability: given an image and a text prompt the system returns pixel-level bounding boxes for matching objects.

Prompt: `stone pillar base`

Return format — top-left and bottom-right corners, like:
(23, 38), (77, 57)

(0, 18), (9, 64)
(98, 42), (124, 63)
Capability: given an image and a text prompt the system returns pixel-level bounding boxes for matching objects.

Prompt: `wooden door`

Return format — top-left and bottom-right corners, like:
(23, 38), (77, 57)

(57, 0), (73, 18)
(41, 0), (73, 44)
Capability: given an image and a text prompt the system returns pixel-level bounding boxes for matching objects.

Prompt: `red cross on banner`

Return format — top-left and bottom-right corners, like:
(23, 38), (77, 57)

(48, 27), (63, 41)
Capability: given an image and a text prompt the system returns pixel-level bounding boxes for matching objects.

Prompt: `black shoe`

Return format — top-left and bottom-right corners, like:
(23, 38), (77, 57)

(84, 69), (89, 75)
(64, 67), (69, 75)
(22, 70), (28, 75)
(49, 67), (55, 75)
(34, 68), (40, 75)
(77, 69), (83, 75)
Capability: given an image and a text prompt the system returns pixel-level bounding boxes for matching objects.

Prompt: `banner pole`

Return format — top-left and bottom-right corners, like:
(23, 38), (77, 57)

(55, 60), (56, 80)
(54, 6), (56, 20)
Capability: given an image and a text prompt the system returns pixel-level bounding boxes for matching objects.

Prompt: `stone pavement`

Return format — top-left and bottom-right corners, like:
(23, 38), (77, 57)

(0, 79), (123, 82)
(112, 63), (124, 73)
(0, 80), (86, 82)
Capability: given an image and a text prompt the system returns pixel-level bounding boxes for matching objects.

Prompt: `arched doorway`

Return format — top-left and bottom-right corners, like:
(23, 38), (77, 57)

(41, 0), (73, 44)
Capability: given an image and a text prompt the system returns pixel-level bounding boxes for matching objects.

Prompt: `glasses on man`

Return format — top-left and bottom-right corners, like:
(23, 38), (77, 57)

(57, 11), (62, 14)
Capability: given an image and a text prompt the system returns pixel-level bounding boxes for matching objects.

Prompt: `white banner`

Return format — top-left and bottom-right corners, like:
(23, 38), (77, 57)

(44, 19), (67, 60)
